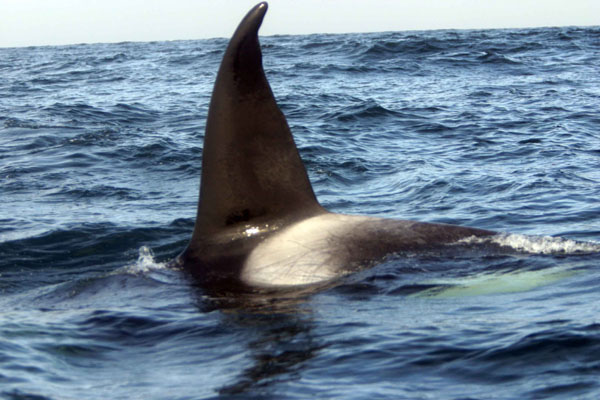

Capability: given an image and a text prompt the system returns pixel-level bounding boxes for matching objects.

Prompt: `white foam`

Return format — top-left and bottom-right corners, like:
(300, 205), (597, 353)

(460, 233), (600, 255)
(119, 246), (167, 275)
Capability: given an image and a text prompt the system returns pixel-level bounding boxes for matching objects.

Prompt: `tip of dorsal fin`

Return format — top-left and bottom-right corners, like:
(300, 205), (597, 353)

(191, 2), (323, 238)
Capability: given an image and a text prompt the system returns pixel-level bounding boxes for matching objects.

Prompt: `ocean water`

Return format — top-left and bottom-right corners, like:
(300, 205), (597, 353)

(1, 25), (600, 399)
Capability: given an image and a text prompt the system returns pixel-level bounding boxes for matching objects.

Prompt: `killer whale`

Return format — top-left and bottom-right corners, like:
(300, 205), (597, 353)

(174, 2), (494, 287)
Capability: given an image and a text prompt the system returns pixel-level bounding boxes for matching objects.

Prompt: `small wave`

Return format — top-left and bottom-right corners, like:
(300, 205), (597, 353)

(113, 246), (185, 287)
(97, 53), (129, 64)
(166, 54), (205, 66)
(3, 118), (43, 129)
(43, 102), (160, 126)
(362, 39), (444, 58)
(324, 99), (399, 122)
(461, 233), (600, 254)
(48, 184), (142, 201)
(119, 246), (168, 275)
(477, 51), (521, 65)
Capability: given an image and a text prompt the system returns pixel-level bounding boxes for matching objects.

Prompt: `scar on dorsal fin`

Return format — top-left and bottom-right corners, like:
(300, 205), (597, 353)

(191, 2), (324, 239)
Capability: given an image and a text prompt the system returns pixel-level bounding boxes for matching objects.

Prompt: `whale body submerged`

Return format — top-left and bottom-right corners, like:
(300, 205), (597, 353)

(173, 2), (495, 288)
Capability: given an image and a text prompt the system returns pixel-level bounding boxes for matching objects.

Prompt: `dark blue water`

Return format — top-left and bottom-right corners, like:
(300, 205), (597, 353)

(1, 26), (600, 399)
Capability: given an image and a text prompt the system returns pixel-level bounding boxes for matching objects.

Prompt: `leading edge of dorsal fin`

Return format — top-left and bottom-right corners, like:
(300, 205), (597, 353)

(191, 2), (324, 238)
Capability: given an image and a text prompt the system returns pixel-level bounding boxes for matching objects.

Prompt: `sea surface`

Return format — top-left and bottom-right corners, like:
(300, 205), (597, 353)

(1, 25), (600, 399)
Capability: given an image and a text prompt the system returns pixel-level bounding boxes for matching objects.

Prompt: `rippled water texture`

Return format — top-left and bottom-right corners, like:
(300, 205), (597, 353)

(1, 26), (600, 399)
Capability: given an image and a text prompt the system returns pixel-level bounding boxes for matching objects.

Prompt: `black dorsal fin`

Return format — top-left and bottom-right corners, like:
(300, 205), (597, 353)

(192, 2), (323, 238)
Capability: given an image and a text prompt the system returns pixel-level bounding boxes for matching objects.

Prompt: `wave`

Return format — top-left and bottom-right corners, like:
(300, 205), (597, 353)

(322, 99), (400, 122)
(461, 233), (600, 255)
(117, 246), (169, 276)
(42, 102), (162, 126)
(477, 51), (522, 65)
(361, 38), (444, 58)
(0, 221), (189, 274)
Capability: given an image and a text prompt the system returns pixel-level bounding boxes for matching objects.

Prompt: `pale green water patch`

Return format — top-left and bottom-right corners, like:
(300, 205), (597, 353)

(414, 266), (578, 298)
